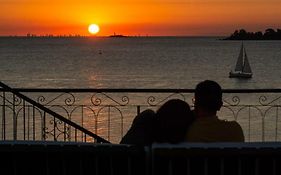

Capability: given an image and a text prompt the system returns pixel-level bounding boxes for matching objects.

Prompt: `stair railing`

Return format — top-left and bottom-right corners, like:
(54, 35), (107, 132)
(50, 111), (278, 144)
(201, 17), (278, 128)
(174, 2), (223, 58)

(0, 81), (110, 143)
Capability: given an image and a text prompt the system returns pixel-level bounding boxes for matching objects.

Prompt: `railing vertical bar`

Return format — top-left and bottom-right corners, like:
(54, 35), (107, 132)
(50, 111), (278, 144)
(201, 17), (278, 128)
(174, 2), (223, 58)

(255, 158), (259, 175)
(121, 108), (124, 139)
(68, 126), (71, 142)
(95, 155), (99, 175)
(186, 158), (190, 175)
(108, 106), (111, 141)
(42, 112), (46, 141)
(27, 105), (30, 140)
(33, 106), (35, 140)
(168, 159), (173, 175)
(75, 128), (77, 142)
(23, 100), (26, 140)
(46, 153), (50, 175)
(53, 116), (56, 141)
(79, 158), (83, 175)
(137, 106), (140, 115)
(273, 158), (276, 175)
(261, 109), (265, 142)
(0, 99), (1, 140)
(13, 94), (17, 140)
(84, 133), (87, 142)
(13, 151), (17, 175)
(68, 113), (72, 141)
(81, 107), (84, 141)
(145, 146), (152, 175)
(238, 158), (242, 175)
(95, 115), (98, 139)
(204, 158), (208, 175)
(64, 122), (66, 141)
(62, 157), (66, 175)
(220, 158), (224, 175)
(110, 157), (113, 175)
(248, 106), (251, 142)
(275, 107), (279, 141)
(2, 91), (6, 140)
(127, 156), (132, 175)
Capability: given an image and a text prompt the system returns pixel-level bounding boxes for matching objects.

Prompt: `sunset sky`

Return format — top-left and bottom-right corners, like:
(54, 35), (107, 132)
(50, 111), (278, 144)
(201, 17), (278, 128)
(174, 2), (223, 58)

(1, 0), (281, 36)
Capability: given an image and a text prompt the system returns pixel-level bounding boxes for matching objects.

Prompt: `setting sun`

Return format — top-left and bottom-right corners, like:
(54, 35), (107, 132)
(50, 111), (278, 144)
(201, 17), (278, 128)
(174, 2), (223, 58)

(88, 24), (100, 35)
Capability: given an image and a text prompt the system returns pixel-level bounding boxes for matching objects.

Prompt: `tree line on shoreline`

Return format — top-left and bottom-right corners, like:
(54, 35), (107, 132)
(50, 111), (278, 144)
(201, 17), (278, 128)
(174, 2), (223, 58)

(224, 28), (281, 40)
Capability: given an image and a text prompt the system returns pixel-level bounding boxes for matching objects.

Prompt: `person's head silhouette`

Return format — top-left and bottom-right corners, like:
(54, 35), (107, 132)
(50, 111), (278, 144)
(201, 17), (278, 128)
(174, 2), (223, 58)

(186, 80), (245, 142)
(155, 99), (194, 143)
(194, 80), (223, 114)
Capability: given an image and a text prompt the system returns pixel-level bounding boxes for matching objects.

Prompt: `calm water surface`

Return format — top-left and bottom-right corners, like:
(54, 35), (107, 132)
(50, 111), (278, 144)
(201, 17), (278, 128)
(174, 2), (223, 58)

(0, 37), (280, 89)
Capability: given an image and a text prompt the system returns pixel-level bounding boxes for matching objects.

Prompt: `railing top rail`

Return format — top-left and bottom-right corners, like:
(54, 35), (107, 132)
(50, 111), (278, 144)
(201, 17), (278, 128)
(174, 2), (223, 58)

(0, 88), (281, 93)
(0, 81), (110, 143)
(152, 142), (281, 148)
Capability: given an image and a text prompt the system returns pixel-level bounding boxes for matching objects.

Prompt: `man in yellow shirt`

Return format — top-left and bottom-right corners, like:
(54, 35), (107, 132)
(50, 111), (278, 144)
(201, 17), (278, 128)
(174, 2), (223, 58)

(186, 80), (244, 142)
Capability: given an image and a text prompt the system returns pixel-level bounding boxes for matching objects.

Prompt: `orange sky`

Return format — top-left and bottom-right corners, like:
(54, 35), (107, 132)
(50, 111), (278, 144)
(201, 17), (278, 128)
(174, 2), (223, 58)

(1, 0), (281, 36)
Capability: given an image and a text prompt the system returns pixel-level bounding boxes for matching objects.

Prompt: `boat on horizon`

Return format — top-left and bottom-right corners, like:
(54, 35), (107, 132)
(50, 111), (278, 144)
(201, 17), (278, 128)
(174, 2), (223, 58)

(109, 33), (127, 38)
(229, 43), (253, 78)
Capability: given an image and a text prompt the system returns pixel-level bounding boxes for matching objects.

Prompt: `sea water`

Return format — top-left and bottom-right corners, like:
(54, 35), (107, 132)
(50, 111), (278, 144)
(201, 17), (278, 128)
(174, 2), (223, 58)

(0, 37), (281, 89)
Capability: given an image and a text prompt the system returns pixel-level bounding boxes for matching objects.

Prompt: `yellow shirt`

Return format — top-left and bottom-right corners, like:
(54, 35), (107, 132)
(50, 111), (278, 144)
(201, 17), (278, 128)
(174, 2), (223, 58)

(186, 116), (244, 142)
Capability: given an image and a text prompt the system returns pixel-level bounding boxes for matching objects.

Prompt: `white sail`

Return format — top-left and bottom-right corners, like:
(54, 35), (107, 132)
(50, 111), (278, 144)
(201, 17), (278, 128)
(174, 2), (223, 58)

(234, 44), (244, 72)
(229, 43), (253, 78)
(242, 51), (252, 74)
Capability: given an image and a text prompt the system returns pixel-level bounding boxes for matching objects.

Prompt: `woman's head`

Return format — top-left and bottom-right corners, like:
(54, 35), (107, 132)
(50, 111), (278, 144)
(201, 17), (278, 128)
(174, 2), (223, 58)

(155, 99), (194, 143)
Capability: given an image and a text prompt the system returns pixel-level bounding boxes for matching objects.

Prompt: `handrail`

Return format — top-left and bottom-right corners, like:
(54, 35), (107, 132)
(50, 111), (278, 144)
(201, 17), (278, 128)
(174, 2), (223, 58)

(0, 81), (110, 143)
(1, 88), (281, 93)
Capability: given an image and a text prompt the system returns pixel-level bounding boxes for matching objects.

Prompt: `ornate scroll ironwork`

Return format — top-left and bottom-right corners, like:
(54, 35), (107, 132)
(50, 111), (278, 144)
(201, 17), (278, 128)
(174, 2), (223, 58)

(43, 118), (70, 141)
(91, 93), (129, 106)
(37, 93), (76, 106)
(147, 93), (186, 106)
(259, 96), (281, 106)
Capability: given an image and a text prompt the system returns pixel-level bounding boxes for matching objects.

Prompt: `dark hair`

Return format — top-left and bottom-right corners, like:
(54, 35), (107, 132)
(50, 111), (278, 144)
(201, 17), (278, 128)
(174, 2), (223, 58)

(195, 80), (223, 112)
(155, 99), (194, 143)
(120, 109), (156, 146)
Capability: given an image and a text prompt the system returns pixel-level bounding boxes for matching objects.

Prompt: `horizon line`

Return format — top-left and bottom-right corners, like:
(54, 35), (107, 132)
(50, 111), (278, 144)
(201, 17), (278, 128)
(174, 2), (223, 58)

(0, 35), (226, 38)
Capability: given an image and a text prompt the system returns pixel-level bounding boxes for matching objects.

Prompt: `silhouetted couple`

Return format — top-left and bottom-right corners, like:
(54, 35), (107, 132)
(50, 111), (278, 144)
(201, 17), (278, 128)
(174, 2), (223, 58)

(120, 80), (244, 145)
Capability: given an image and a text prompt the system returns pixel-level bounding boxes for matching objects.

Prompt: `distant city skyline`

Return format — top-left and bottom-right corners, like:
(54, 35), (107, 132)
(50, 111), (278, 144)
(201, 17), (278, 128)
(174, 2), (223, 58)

(1, 0), (281, 36)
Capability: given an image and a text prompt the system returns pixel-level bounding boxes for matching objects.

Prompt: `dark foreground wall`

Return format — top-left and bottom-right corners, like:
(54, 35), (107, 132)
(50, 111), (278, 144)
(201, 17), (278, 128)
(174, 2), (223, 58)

(152, 143), (281, 175)
(0, 141), (146, 175)
(1, 141), (281, 175)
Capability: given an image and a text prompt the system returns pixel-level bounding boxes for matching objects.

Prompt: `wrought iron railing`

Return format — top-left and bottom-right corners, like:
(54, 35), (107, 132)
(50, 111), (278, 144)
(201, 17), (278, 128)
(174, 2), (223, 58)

(0, 82), (109, 143)
(0, 82), (280, 143)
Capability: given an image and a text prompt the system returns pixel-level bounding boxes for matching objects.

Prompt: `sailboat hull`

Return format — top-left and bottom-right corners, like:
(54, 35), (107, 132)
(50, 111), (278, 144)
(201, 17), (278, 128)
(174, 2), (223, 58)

(229, 71), (252, 78)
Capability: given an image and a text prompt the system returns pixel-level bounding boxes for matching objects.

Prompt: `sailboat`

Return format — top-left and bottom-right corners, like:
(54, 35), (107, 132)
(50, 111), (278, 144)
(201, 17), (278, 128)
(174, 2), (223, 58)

(229, 43), (253, 78)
